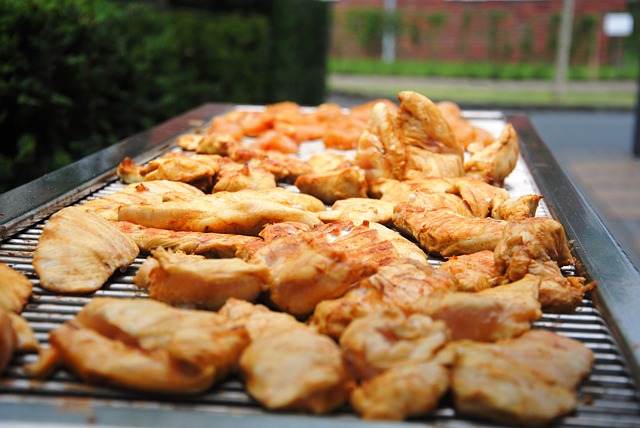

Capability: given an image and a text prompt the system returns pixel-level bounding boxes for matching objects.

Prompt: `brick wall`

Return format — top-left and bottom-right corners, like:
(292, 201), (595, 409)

(330, 0), (630, 65)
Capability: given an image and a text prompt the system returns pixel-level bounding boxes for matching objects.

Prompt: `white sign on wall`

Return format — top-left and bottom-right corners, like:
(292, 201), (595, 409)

(603, 13), (634, 37)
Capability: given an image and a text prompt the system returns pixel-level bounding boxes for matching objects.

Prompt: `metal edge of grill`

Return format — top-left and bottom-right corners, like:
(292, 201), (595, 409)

(0, 105), (639, 427)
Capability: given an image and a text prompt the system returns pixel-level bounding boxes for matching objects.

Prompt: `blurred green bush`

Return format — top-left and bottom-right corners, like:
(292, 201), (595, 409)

(0, 0), (331, 193)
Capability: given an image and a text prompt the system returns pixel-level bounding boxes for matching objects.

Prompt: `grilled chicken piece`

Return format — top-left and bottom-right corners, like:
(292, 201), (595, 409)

(0, 311), (15, 374)
(415, 275), (542, 342)
(0, 262), (32, 314)
(495, 216), (574, 276)
(114, 221), (261, 257)
(437, 100), (494, 151)
(48, 298), (249, 394)
(318, 198), (396, 225)
(393, 205), (507, 257)
(218, 298), (309, 340)
(118, 196), (322, 236)
(249, 226), (376, 318)
(340, 308), (449, 381)
(34, 206), (139, 294)
(351, 361), (449, 420)
(311, 284), (387, 339)
(307, 221), (401, 270)
(355, 101), (407, 183)
(355, 92), (464, 184)
(210, 187), (326, 212)
(494, 217), (587, 312)
(396, 90), (463, 157)
(141, 154), (222, 190)
(135, 248), (270, 310)
(81, 180), (204, 221)
(465, 123), (520, 185)
(239, 328), (350, 414)
(176, 133), (205, 151)
(407, 191), (474, 218)
(311, 258), (456, 339)
(229, 146), (313, 182)
(444, 329), (594, 426)
(294, 167), (368, 205)
(212, 159), (276, 192)
(306, 151), (354, 173)
(0, 263), (38, 373)
(438, 250), (496, 292)
(366, 222), (429, 264)
(491, 194), (543, 221)
(376, 176), (509, 218)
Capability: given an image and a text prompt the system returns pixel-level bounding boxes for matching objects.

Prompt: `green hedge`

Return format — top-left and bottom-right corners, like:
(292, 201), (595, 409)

(0, 0), (331, 193)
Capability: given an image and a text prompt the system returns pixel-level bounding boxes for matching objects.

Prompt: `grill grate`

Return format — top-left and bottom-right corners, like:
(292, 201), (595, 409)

(2, 114), (640, 427)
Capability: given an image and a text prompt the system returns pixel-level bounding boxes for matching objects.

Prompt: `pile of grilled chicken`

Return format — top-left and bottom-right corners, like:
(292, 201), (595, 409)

(1, 91), (597, 426)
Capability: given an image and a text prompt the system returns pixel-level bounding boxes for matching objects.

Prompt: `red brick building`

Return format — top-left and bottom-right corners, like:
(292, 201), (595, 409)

(330, 0), (631, 66)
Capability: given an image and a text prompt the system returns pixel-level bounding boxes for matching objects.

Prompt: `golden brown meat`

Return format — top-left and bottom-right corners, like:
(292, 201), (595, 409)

(239, 328), (350, 414)
(407, 191), (474, 217)
(340, 308), (449, 381)
(317, 198), (396, 225)
(81, 180), (204, 221)
(415, 274), (542, 342)
(444, 329), (594, 426)
(212, 159), (276, 192)
(311, 257), (455, 339)
(229, 147), (313, 182)
(249, 229), (375, 318)
(218, 298), (309, 340)
(393, 205), (507, 257)
(140, 154), (222, 190)
(294, 167), (368, 205)
(135, 248), (270, 310)
(491, 194), (543, 221)
(0, 310), (15, 374)
(438, 250), (496, 292)
(114, 221), (261, 257)
(355, 101), (406, 184)
(33, 206), (139, 294)
(209, 187), (326, 212)
(465, 123), (520, 185)
(310, 284), (387, 339)
(350, 361), (449, 420)
(118, 196), (322, 236)
(48, 298), (249, 394)
(494, 217), (587, 312)
(0, 262), (32, 314)
(437, 100), (494, 151)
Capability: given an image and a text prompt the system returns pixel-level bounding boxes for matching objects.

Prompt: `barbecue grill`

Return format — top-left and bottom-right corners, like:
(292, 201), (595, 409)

(1, 103), (640, 427)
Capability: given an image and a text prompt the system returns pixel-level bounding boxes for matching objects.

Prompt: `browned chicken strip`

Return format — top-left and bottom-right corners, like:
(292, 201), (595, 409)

(135, 248), (270, 310)
(444, 329), (594, 426)
(465, 123), (520, 185)
(393, 205), (507, 257)
(48, 298), (249, 394)
(438, 250), (496, 292)
(350, 361), (449, 420)
(414, 274), (542, 342)
(249, 229), (375, 318)
(239, 328), (350, 414)
(340, 307), (450, 381)
(0, 262), (33, 314)
(34, 206), (139, 294)
(317, 198), (396, 225)
(81, 180), (204, 221)
(295, 167), (368, 205)
(118, 197), (322, 236)
(114, 221), (260, 258)
(494, 217), (588, 312)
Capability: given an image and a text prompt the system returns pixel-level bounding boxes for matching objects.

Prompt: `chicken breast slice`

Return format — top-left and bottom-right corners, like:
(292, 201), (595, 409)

(34, 206), (139, 294)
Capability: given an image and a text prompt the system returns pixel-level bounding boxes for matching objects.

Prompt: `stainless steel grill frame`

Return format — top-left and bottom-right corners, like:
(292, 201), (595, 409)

(1, 105), (640, 427)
